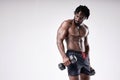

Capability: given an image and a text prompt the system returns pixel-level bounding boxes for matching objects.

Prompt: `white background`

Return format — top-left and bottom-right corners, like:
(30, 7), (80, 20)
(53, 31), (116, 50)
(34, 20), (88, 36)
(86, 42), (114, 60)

(0, 0), (120, 80)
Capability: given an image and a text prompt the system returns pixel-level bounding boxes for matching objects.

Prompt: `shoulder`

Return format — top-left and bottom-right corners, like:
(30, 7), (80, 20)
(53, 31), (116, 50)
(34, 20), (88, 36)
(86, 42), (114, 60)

(82, 23), (89, 36)
(61, 19), (72, 27)
(57, 19), (72, 38)
(82, 23), (89, 29)
(58, 19), (72, 30)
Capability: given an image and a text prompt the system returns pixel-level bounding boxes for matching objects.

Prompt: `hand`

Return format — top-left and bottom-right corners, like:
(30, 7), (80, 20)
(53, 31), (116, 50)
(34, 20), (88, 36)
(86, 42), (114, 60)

(63, 57), (71, 66)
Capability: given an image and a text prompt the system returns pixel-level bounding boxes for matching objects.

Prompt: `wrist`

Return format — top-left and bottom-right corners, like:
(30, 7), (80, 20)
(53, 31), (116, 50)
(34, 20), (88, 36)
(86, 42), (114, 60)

(62, 54), (67, 59)
(84, 51), (89, 55)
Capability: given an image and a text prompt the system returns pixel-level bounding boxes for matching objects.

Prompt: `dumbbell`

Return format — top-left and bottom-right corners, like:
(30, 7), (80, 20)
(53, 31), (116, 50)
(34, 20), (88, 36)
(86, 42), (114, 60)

(89, 67), (96, 76)
(58, 55), (77, 70)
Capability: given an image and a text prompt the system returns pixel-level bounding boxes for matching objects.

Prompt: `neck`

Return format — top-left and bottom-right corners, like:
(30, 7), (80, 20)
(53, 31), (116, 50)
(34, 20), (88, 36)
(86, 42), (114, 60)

(73, 19), (82, 27)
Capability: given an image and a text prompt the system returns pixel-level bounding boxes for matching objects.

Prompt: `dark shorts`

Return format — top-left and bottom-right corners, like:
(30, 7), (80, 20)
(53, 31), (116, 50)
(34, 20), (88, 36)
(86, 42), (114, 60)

(66, 50), (90, 76)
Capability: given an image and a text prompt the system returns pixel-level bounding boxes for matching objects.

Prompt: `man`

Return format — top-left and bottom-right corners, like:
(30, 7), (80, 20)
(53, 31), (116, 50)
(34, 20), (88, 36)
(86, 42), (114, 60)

(56, 5), (93, 80)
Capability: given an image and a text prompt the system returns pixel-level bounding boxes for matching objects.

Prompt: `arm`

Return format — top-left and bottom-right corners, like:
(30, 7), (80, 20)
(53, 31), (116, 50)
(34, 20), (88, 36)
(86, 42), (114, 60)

(84, 36), (90, 55)
(84, 24), (90, 55)
(84, 26), (94, 71)
(84, 25), (91, 64)
(56, 21), (70, 66)
(84, 36), (91, 66)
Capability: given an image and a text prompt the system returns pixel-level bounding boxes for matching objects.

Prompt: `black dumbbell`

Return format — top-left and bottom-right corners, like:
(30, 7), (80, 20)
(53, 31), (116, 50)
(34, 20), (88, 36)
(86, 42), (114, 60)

(58, 55), (77, 70)
(89, 67), (96, 76)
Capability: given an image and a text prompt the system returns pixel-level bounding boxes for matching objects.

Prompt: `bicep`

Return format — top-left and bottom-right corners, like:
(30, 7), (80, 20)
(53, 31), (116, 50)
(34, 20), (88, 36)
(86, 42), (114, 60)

(57, 22), (69, 42)
(84, 25), (89, 46)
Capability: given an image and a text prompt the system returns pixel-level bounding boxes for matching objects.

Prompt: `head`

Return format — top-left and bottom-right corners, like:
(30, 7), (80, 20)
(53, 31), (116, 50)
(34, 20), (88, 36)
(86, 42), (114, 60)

(74, 5), (90, 25)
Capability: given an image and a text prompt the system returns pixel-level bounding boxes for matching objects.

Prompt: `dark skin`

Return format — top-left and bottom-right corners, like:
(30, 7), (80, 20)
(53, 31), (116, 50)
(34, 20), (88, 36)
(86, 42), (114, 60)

(57, 11), (90, 80)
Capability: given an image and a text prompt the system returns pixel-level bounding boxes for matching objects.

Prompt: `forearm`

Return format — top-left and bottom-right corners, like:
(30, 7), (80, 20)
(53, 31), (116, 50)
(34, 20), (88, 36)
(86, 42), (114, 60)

(85, 45), (91, 65)
(57, 40), (67, 58)
(57, 40), (71, 66)
(85, 45), (89, 55)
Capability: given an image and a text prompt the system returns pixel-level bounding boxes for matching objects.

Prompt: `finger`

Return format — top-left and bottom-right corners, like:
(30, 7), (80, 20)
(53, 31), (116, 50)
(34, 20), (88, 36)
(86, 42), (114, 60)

(64, 62), (67, 66)
(68, 61), (71, 65)
(63, 62), (69, 66)
(66, 61), (71, 66)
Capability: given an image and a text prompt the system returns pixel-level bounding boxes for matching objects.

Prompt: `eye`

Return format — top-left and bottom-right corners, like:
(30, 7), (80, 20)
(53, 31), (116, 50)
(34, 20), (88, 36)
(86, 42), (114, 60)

(76, 15), (79, 18)
(80, 17), (84, 19)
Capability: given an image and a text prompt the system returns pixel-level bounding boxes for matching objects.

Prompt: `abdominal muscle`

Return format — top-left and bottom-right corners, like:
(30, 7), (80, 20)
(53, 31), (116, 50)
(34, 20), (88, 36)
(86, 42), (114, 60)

(66, 36), (84, 52)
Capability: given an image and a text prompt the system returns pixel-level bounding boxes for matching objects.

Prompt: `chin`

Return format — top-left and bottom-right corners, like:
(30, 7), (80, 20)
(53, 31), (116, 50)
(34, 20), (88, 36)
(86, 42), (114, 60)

(76, 22), (82, 25)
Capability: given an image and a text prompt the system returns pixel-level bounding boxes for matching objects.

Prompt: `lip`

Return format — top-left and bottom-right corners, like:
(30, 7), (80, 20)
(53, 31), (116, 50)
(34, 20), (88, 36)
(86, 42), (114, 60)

(75, 21), (81, 24)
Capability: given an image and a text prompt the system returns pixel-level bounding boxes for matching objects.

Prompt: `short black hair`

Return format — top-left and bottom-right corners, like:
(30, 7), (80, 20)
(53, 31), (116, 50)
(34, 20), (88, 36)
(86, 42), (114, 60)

(74, 5), (90, 19)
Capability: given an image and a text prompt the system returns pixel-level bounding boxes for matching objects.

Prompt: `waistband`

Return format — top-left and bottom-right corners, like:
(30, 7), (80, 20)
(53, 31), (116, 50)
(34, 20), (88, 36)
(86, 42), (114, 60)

(67, 50), (83, 54)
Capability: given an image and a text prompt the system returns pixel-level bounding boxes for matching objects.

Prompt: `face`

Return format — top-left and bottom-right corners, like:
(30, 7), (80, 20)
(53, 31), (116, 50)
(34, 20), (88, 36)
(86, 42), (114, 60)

(74, 11), (86, 25)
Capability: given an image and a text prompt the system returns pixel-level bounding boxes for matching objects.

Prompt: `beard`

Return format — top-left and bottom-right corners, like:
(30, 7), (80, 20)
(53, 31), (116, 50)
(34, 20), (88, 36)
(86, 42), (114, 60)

(74, 19), (81, 26)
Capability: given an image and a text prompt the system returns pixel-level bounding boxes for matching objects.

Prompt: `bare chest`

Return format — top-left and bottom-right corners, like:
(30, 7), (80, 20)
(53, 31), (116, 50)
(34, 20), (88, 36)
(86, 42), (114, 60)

(68, 26), (88, 38)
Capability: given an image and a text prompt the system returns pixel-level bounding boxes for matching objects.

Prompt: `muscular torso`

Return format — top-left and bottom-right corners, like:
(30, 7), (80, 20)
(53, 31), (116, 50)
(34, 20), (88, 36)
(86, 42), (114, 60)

(65, 20), (88, 51)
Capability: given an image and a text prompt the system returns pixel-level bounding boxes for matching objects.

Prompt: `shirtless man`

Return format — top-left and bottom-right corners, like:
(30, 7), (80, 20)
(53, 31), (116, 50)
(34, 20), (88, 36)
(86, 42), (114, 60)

(57, 5), (92, 80)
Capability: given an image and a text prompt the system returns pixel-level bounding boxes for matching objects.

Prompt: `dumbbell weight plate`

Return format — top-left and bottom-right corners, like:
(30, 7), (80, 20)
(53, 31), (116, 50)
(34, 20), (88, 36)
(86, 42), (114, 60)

(58, 63), (66, 70)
